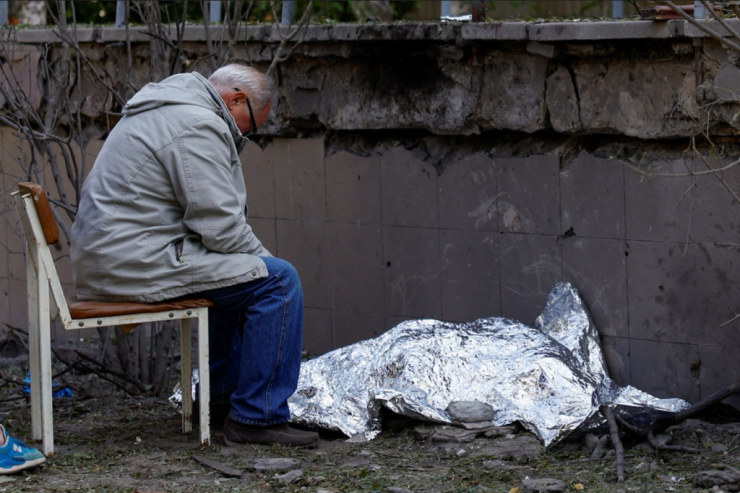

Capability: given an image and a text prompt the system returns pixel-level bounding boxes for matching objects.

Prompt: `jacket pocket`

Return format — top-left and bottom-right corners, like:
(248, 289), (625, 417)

(174, 238), (185, 264)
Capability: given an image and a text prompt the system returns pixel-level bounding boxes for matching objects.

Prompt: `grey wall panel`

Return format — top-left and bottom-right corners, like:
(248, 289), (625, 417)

(497, 156), (560, 235)
(630, 339), (700, 403)
(563, 237), (628, 338)
(440, 228), (500, 322)
(560, 151), (625, 239)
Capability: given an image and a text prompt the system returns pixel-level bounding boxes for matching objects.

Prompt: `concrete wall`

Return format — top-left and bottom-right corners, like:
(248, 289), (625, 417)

(3, 21), (740, 405)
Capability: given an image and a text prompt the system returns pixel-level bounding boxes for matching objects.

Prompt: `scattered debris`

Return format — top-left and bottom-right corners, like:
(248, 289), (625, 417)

(192, 455), (244, 478)
(252, 458), (301, 472)
(521, 477), (566, 493)
(446, 401), (494, 423)
(387, 487), (414, 493)
(694, 464), (740, 492)
(275, 469), (303, 484)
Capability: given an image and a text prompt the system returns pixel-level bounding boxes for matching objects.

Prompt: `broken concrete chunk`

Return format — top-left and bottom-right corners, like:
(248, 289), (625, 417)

(415, 426), (478, 443)
(446, 401), (495, 423)
(252, 458), (301, 471)
(522, 477), (566, 493)
(387, 487), (414, 493)
(275, 469), (303, 484)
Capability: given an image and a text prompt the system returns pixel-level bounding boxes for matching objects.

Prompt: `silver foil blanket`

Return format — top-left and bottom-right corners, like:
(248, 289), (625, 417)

(288, 282), (690, 446)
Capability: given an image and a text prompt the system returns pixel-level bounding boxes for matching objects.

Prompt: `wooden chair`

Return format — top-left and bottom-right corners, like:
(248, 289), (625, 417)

(11, 182), (211, 456)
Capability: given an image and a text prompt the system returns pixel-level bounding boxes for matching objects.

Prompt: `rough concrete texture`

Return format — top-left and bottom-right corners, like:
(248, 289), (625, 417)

(4, 22), (740, 407)
(2, 22), (740, 139)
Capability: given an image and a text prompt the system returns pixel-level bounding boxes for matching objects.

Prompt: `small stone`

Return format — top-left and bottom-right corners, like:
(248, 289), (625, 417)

(346, 433), (367, 443)
(306, 476), (326, 485)
(522, 477), (566, 493)
(712, 444), (728, 452)
(275, 469), (303, 484)
(387, 488), (414, 493)
(340, 457), (370, 468)
(446, 401), (495, 423)
(252, 458), (301, 471)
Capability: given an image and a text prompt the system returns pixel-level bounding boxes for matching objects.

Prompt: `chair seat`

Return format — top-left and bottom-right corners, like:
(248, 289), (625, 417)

(69, 298), (214, 319)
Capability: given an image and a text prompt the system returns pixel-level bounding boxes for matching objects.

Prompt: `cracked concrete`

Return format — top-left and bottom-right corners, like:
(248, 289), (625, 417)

(2, 22), (740, 142)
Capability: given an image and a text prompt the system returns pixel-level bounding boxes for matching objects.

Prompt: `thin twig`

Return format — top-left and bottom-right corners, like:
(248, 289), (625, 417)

(660, 2), (740, 52)
(600, 405), (625, 483)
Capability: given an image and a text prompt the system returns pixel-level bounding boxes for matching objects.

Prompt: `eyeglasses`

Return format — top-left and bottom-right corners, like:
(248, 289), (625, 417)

(234, 87), (258, 135)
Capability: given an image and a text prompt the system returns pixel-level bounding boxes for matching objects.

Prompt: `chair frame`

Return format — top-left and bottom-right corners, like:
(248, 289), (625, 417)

(12, 185), (210, 456)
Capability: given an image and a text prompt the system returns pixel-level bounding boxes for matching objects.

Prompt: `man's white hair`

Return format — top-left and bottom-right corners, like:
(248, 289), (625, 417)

(208, 64), (276, 114)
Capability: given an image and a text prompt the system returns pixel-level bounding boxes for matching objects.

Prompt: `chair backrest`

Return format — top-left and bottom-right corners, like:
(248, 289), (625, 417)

(17, 182), (60, 245)
(12, 182), (72, 325)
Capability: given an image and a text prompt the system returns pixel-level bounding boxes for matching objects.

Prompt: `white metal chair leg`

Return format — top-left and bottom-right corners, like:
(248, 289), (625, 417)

(38, 280), (54, 457)
(197, 309), (210, 447)
(31, 263), (54, 456)
(180, 318), (193, 433)
(26, 244), (42, 442)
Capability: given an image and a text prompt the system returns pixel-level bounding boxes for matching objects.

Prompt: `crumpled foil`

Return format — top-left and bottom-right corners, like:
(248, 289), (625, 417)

(288, 282), (690, 446)
(169, 369), (199, 410)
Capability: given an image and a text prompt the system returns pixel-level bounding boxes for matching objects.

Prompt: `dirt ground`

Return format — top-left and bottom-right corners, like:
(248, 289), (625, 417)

(2, 372), (740, 493)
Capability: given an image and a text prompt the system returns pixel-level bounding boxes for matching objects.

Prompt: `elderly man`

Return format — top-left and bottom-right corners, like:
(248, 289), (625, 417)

(71, 64), (319, 447)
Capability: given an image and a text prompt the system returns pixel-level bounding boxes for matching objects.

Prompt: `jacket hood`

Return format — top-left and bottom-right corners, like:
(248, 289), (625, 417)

(123, 72), (247, 152)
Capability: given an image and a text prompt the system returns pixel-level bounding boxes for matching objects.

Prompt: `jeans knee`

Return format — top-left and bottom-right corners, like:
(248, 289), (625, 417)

(262, 257), (302, 294)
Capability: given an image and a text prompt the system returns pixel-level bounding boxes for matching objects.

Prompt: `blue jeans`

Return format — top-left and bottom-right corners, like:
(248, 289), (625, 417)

(197, 257), (304, 426)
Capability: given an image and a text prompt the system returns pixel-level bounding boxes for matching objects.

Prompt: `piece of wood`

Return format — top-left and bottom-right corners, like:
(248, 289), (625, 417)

(193, 455), (244, 478)
(600, 406), (625, 483)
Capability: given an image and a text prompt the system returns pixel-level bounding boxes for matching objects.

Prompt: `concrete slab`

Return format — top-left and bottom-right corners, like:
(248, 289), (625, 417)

(699, 345), (740, 409)
(497, 155), (560, 236)
(624, 159), (694, 243)
(626, 240), (698, 344)
(276, 220), (331, 309)
(692, 157), (740, 245)
(694, 244), (740, 349)
(95, 26), (150, 42)
(601, 335), (630, 387)
(247, 218), (277, 255)
(499, 233), (562, 326)
(274, 138), (326, 221)
(440, 229), (500, 322)
(563, 237), (628, 338)
(382, 225), (442, 319)
(304, 308), (334, 357)
(327, 223), (384, 314)
(460, 22), (528, 41)
(332, 311), (385, 349)
(242, 140), (278, 219)
(529, 20), (676, 41)
(560, 151), (625, 239)
(326, 152), (381, 225)
(681, 18), (740, 38)
(630, 339), (700, 403)
(381, 147), (438, 228)
(438, 153), (497, 232)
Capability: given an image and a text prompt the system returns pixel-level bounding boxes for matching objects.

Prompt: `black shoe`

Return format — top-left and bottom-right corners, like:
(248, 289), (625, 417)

(223, 417), (319, 447)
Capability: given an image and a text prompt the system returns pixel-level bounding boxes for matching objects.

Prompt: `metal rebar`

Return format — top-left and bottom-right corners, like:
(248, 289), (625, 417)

(612, 1), (624, 18)
(210, 1), (222, 23)
(281, 0), (295, 25)
(115, 1), (126, 27)
(695, 0), (706, 19)
(0, 1), (8, 25)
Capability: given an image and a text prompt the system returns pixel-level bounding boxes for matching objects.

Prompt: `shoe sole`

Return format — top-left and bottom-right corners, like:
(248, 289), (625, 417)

(223, 436), (318, 448)
(0, 457), (46, 475)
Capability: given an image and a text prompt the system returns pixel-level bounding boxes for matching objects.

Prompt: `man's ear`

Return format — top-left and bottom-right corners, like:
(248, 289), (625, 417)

(225, 92), (244, 110)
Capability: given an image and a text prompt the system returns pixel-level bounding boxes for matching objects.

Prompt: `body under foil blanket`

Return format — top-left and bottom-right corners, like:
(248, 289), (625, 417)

(287, 282), (689, 446)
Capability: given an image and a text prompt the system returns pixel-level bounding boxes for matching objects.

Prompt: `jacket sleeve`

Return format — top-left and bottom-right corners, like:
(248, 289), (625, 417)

(160, 117), (271, 256)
